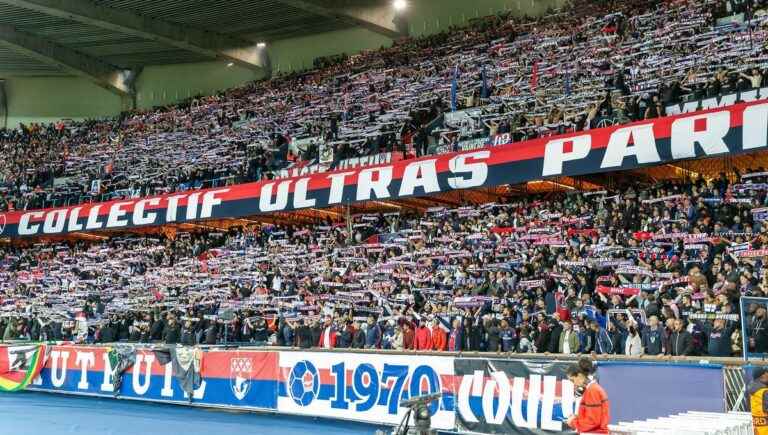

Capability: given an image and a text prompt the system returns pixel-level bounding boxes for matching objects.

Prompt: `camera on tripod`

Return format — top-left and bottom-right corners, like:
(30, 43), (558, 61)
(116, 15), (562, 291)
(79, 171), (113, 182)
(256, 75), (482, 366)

(375, 392), (442, 435)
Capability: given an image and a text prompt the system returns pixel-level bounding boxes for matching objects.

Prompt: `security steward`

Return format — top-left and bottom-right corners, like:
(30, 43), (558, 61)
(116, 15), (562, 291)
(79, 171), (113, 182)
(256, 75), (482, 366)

(748, 367), (768, 435)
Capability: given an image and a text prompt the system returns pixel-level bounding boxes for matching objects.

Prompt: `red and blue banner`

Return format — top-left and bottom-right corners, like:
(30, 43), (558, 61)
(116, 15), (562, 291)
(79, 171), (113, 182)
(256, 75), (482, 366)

(11, 344), (729, 432)
(27, 345), (278, 411)
(2, 100), (768, 238)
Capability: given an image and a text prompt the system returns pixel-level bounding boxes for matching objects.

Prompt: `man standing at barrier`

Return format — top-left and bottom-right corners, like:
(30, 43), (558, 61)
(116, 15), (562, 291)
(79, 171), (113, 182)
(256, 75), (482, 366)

(747, 367), (768, 435)
(566, 358), (609, 434)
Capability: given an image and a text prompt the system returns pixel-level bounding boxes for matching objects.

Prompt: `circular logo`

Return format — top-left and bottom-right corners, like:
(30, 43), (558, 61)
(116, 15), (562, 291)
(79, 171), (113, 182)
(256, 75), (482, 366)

(287, 360), (319, 407)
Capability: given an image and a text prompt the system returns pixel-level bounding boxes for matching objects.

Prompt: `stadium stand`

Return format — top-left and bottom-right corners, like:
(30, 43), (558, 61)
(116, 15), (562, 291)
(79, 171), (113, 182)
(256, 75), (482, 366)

(2, 0), (768, 212)
(4, 0), (768, 434)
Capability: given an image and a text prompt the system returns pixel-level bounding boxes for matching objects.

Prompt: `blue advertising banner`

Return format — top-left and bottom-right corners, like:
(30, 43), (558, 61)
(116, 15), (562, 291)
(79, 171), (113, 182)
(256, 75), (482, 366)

(597, 361), (725, 423)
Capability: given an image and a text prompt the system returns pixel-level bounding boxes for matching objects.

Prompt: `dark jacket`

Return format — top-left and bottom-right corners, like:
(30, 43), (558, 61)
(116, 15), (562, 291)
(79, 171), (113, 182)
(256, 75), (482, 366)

(295, 325), (313, 348)
(667, 330), (694, 356)
(705, 325), (733, 357)
(163, 322), (181, 344)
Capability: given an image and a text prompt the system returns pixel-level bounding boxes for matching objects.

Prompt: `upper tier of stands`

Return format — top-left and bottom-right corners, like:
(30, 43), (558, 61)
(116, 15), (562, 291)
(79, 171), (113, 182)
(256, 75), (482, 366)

(1, 0), (767, 212)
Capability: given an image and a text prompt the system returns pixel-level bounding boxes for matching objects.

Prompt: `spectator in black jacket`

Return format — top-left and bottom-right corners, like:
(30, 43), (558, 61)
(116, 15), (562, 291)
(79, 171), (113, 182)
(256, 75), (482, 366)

(294, 319), (313, 349)
(180, 320), (196, 346)
(162, 315), (181, 344)
(704, 318), (733, 357)
(667, 318), (693, 356)
(548, 314), (563, 353)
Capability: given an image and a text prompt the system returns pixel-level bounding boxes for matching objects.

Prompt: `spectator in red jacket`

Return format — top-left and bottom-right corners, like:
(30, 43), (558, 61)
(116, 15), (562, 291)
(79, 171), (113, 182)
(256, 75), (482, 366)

(414, 320), (433, 350)
(318, 317), (337, 349)
(430, 320), (447, 351)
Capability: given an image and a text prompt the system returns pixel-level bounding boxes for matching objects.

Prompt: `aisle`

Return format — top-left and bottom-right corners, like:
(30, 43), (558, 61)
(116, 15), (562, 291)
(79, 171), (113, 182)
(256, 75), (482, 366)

(0, 391), (383, 435)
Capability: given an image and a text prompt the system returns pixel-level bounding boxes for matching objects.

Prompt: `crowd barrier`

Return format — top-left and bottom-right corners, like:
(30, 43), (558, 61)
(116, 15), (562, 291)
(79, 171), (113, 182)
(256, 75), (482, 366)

(6, 344), (758, 434)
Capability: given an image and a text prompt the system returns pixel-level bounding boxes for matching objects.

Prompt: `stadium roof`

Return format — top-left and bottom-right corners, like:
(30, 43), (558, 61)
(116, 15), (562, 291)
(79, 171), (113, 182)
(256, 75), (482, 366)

(0, 0), (405, 93)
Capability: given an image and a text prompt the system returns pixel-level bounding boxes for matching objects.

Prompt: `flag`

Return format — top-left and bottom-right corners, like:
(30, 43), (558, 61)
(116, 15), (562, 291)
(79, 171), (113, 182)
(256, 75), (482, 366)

(450, 65), (459, 112)
(155, 346), (202, 399)
(107, 346), (136, 395)
(530, 61), (539, 93)
(564, 71), (572, 96)
(0, 344), (48, 392)
(480, 65), (489, 99)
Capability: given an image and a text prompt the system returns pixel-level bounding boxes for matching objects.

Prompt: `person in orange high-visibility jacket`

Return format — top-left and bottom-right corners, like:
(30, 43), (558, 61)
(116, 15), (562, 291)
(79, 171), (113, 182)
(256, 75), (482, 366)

(566, 358), (610, 434)
(747, 367), (768, 435)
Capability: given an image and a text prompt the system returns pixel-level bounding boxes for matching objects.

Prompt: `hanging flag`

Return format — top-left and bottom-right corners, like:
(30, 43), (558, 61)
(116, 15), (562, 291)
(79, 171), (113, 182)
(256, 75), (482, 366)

(530, 61), (539, 93)
(450, 65), (459, 112)
(480, 65), (489, 99)
(0, 344), (48, 392)
(106, 346), (136, 395)
(155, 346), (202, 399)
(564, 71), (572, 96)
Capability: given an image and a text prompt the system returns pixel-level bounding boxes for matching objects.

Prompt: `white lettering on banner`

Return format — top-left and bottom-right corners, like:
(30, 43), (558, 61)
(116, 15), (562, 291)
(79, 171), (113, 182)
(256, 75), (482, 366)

(106, 202), (132, 228)
(9, 102), (768, 238)
(133, 198), (160, 226)
(132, 354), (154, 396)
(276, 352), (456, 430)
(100, 352), (114, 393)
(200, 189), (228, 218)
(43, 209), (67, 234)
(260, 181), (291, 212)
(50, 350), (70, 388)
(19, 210), (43, 236)
(327, 172), (355, 204)
(75, 352), (95, 390)
(601, 124), (661, 168)
(165, 194), (187, 222)
(743, 103), (768, 150)
(85, 205), (104, 230)
(542, 135), (591, 176)
(293, 178), (316, 208)
(398, 160), (440, 196)
(456, 372), (575, 430)
(161, 363), (174, 397)
(671, 111), (730, 159)
(67, 207), (84, 232)
(447, 151), (490, 189)
(185, 193), (200, 220)
(357, 166), (392, 201)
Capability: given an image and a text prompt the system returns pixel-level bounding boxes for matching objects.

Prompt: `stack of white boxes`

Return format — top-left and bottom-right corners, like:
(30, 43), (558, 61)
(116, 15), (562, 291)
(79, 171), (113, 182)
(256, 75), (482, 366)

(606, 411), (753, 434)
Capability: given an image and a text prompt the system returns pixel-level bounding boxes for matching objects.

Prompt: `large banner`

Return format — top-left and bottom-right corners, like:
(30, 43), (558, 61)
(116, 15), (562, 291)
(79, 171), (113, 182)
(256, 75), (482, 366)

(10, 345), (735, 431)
(276, 351), (457, 430)
(2, 100), (768, 238)
(26, 345), (279, 411)
(453, 358), (575, 434)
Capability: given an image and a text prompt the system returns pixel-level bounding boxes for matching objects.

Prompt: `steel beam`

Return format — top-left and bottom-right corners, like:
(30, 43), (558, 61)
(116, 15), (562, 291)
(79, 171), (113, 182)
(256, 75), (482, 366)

(274, 0), (408, 38)
(0, 25), (133, 95)
(0, 0), (271, 74)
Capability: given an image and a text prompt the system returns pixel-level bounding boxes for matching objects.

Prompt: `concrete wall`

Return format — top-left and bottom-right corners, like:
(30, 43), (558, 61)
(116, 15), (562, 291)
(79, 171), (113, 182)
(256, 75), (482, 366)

(4, 0), (566, 128)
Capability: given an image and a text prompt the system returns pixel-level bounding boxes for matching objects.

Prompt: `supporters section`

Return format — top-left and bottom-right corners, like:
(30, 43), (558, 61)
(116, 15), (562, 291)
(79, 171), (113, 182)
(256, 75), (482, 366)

(4, 101), (768, 238)
(22, 344), (732, 433)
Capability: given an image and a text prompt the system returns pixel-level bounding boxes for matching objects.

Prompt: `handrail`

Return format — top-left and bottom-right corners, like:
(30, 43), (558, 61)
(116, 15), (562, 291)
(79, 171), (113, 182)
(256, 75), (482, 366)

(4, 340), (765, 367)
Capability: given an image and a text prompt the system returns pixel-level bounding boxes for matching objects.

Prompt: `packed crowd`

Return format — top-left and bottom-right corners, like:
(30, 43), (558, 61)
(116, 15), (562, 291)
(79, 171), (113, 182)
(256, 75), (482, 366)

(2, 170), (768, 358)
(2, 0), (768, 212)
